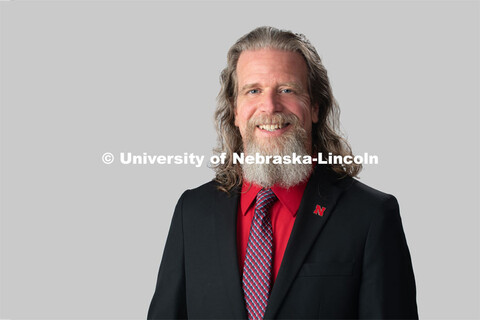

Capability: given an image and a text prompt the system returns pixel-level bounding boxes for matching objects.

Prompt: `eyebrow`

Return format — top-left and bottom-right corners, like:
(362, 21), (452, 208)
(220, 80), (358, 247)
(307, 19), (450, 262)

(239, 82), (305, 92)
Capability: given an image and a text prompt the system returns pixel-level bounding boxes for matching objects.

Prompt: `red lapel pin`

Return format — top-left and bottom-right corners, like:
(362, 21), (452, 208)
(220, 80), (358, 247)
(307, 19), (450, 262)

(313, 205), (326, 217)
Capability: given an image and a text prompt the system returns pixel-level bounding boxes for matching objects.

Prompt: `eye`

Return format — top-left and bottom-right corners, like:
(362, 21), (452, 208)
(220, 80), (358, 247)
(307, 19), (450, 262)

(281, 88), (293, 93)
(248, 89), (259, 94)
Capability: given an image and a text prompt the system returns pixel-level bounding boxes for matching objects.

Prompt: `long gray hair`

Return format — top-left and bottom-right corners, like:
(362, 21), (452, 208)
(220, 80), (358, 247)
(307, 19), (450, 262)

(213, 26), (361, 192)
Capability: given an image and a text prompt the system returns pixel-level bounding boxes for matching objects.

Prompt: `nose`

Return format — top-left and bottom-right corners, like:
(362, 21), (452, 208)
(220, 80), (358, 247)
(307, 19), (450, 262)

(258, 90), (282, 114)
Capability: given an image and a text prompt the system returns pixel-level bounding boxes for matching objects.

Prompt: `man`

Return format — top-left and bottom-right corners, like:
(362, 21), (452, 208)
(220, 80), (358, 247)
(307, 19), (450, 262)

(148, 26), (418, 319)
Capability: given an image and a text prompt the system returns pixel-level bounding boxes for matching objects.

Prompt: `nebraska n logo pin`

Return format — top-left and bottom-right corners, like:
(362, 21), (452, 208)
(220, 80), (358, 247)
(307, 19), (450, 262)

(313, 204), (326, 217)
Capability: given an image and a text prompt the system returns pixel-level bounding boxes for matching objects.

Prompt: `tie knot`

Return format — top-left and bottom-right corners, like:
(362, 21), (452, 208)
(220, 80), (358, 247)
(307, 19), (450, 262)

(254, 188), (277, 217)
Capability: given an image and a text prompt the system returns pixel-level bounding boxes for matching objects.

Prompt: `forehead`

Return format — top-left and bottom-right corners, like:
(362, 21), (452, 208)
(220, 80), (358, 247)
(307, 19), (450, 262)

(236, 49), (308, 88)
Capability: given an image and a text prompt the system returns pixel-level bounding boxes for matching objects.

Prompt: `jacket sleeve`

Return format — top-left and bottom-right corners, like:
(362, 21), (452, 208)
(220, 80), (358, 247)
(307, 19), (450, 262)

(358, 195), (418, 319)
(147, 192), (188, 319)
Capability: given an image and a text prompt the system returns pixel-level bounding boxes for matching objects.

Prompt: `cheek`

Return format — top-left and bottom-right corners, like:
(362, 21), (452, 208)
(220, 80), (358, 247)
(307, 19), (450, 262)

(291, 104), (312, 126)
(234, 112), (249, 139)
(234, 105), (246, 128)
(234, 111), (245, 128)
(234, 103), (253, 127)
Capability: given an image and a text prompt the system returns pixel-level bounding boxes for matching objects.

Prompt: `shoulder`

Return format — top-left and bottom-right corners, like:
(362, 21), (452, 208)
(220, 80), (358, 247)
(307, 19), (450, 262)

(306, 169), (405, 243)
(314, 167), (401, 223)
(174, 180), (239, 219)
(180, 180), (236, 202)
(315, 166), (397, 204)
(344, 178), (398, 208)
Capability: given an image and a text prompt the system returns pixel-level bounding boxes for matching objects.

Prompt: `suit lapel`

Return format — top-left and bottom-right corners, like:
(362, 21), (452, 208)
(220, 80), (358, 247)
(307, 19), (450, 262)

(213, 186), (248, 319)
(264, 166), (349, 319)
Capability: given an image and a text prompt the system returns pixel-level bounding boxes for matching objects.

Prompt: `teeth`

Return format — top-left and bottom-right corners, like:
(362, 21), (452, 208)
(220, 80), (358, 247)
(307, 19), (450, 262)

(258, 123), (286, 131)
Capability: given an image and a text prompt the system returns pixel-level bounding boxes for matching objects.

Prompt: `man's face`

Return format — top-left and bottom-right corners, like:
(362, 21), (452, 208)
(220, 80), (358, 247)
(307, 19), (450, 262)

(234, 48), (319, 155)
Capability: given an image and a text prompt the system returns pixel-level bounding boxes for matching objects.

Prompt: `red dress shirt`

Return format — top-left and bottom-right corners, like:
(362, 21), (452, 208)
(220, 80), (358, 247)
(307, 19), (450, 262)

(237, 180), (308, 284)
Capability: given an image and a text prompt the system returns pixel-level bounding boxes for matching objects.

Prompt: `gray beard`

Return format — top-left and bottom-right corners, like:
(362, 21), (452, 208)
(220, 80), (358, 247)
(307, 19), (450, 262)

(241, 114), (313, 189)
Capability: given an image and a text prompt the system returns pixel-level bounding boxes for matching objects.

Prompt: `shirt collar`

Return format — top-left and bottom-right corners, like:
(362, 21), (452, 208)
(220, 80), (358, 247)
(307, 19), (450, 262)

(239, 179), (308, 217)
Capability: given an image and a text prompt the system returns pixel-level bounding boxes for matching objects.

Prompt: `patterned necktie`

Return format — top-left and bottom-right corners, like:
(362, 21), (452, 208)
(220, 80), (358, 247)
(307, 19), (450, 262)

(242, 188), (277, 320)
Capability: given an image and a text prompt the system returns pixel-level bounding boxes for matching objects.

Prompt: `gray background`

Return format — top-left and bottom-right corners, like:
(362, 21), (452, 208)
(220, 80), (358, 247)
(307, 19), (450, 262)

(1, 1), (479, 319)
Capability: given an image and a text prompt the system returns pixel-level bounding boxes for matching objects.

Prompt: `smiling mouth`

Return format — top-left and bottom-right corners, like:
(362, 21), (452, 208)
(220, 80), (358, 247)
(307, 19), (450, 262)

(257, 123), (290, 132)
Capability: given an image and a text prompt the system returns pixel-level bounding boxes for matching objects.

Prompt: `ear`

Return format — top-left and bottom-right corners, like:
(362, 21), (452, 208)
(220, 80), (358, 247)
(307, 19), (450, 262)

(311, 103), (319, 124)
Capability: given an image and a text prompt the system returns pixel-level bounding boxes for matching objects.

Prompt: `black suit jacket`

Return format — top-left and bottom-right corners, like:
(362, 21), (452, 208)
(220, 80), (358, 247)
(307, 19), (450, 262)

(148, 165), (418, 319)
